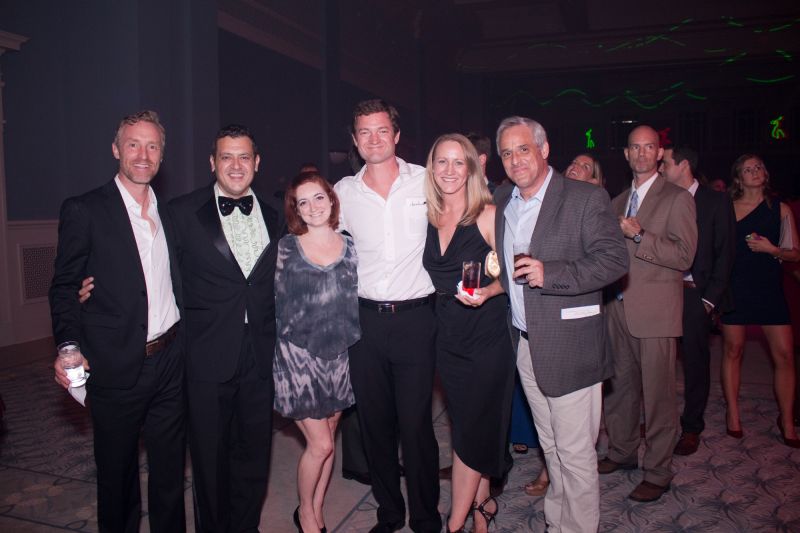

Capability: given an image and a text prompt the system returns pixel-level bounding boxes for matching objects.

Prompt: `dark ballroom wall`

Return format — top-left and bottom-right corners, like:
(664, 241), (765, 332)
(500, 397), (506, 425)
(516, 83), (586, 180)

(1, 0), (219, 220)
(482, 60), (800, 198)
(217, 29), (383, 197)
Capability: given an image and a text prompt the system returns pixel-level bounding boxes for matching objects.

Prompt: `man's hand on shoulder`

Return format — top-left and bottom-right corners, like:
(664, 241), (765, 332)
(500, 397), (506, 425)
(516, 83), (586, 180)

(78, 276), (94, 304)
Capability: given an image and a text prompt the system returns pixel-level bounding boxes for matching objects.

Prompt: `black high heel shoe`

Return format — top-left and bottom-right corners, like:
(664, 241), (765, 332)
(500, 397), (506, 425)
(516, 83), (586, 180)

(777, 416), (800, 449)
(293, 506), (304, 533)
(472, 496), (498, 530)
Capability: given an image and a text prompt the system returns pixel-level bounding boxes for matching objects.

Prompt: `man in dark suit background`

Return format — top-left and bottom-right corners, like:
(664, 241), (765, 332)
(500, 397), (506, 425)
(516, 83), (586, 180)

(170, 125), (282, 532)
(50, 110), (186, 532)
(494, 116), (628, 532)
(660, 146), (735, 455)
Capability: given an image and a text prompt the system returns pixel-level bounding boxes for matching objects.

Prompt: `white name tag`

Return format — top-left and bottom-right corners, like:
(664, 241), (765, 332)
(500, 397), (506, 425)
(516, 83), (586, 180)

(561, 304), (600, 320)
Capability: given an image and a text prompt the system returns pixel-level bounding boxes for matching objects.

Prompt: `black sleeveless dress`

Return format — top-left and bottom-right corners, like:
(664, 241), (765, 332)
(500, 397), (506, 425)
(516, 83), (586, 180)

(422, 222), (515, 477)
(722, 200), (791, 325)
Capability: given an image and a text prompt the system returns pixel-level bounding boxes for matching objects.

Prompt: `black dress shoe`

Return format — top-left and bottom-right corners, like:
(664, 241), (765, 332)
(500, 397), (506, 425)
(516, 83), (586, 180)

(598, 457), (637, 474)
(368, 520), (404, 533)
(673, 432), (700, 455)
(342, 469), (371, 485)
(628, 480), (670, 502)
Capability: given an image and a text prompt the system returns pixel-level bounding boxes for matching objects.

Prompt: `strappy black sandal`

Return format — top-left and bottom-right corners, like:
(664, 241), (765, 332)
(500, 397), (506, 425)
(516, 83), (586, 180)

(472, 495), (498, 530)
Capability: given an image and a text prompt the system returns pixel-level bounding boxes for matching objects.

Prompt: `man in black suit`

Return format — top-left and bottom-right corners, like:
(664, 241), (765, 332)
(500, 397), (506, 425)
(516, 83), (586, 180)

(660, 146), (735, 455)
(169, 124), (282, 532)
(50, 110), (186, 532)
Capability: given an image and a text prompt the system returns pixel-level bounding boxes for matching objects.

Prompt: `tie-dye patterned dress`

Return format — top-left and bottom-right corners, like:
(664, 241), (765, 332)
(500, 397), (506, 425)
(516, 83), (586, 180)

(273, 234), (359, 419)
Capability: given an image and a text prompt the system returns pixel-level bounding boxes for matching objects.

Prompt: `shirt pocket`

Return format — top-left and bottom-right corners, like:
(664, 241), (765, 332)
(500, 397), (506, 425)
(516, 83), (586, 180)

(403, 197), (428, 237)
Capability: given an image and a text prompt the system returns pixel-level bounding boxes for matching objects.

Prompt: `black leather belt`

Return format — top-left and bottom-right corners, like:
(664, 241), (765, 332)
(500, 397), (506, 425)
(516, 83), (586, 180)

(145, 322), (179, 357)
(358, 295), (433, 314)
(516, 327), (529, 340)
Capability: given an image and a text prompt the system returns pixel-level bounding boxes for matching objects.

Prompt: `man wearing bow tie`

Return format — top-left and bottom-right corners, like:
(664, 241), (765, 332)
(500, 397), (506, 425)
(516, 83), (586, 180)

(170, 124), (283, 532)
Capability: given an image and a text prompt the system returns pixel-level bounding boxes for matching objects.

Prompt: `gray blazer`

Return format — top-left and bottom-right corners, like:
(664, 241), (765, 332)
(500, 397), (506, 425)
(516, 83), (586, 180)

(495, 172), (629, 397)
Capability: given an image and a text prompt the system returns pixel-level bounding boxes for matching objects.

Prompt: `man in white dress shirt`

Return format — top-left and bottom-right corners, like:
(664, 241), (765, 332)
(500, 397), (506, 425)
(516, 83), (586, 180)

(50, 110), (186, 532)
(334, 99), (440, 533)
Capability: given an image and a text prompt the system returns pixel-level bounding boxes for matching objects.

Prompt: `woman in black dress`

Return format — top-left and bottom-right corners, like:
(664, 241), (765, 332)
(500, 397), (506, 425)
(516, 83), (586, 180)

(422, 134), (515, 533)
(721, 154), (800, 447)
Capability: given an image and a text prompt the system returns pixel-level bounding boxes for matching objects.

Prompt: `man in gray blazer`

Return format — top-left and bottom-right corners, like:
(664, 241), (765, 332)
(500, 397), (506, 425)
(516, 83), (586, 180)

(600, 125), (697, 503)
(494, 116), (628, 532)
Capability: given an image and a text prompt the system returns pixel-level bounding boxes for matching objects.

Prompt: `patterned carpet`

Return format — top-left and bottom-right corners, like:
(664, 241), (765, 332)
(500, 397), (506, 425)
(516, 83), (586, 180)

(1, 352), (799, 532)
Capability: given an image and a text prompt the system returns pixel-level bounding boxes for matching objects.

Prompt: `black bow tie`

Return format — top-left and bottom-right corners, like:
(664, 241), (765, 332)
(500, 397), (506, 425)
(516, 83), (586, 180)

(218, 195), (254, 216)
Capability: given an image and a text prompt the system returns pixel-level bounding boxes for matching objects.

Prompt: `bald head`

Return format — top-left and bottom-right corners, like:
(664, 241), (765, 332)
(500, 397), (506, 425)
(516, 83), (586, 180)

(624, 125), (663, 183)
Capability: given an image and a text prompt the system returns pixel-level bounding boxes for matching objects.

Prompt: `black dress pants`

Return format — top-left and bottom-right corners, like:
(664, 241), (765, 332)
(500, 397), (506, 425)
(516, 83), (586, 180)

(87, 335), (186, 533)
(680, 286), (713, 434)
(187, 327), (273, 533)
(348, 302), (440, 533)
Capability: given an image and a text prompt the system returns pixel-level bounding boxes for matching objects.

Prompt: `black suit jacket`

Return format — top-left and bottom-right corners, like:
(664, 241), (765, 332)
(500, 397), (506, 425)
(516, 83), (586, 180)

(690, 185), (736, 312)
(169, 184), (283, 382)
(49, 180), (183, 388)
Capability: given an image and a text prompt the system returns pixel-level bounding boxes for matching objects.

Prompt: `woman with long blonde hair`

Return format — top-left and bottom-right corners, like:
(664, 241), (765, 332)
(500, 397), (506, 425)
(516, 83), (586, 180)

(421, 133), (515, 532)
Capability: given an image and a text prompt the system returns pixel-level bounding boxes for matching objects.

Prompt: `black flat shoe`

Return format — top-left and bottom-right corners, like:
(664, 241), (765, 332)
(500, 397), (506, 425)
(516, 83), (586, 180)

(293, 506), (304, 533)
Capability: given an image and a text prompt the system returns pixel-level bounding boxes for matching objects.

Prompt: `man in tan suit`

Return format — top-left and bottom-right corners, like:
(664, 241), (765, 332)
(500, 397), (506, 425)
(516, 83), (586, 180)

(599, 125), (697, 502)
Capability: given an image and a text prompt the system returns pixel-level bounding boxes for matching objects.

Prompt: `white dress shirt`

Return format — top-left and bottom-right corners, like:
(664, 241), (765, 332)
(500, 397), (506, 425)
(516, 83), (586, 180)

(503, 168), (553, 331)
(214, 184), (269, 323)
(335, 157), (434, 301)
(624, 172), (659, 216)
(115, 176), (180, 341)
(214, 183), (269, 278)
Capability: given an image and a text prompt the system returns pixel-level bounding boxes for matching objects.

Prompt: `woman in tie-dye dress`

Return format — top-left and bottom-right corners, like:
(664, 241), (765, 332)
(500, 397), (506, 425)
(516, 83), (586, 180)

(273, 171), (360, 533)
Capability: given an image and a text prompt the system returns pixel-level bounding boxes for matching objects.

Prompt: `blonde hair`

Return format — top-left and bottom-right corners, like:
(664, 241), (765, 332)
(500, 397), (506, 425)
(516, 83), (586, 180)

(425, 133), (492, 227)
(730, 153), (773, 207)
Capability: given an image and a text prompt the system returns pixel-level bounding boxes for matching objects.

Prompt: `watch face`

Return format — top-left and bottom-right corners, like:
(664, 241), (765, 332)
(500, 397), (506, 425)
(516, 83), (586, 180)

(633, 233), (642, 243)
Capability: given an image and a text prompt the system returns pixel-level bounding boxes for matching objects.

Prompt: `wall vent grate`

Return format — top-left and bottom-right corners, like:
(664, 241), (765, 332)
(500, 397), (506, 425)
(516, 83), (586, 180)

(21, 245), (56, 301)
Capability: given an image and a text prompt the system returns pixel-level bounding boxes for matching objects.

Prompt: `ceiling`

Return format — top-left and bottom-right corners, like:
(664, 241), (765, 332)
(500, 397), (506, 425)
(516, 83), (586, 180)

(220, 0), (799, 70)
(217, 0), (799, 109)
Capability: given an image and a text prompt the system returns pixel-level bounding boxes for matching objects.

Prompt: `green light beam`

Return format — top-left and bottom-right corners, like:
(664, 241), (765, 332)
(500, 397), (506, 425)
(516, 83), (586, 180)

(746, 75), (795, 84)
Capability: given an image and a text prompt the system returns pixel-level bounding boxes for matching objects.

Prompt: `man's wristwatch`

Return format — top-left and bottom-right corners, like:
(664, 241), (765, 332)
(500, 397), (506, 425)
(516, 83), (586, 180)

(632, 229), (645, 243)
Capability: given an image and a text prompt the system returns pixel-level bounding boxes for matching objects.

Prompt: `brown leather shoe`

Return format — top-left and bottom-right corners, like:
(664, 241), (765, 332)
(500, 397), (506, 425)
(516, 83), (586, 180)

(597, 457), (637, 474)
(628, 480), (670, 502)
(673, 432), (700, 455)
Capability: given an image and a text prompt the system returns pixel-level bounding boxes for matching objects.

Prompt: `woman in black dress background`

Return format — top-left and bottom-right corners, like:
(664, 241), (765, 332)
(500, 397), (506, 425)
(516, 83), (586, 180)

(421, 133), (515, 532)
(721, 154), (800, 447)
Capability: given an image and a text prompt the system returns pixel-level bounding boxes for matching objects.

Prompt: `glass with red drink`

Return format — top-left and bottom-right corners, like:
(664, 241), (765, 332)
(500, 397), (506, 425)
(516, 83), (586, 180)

(462, 261), (481, 296)
(513, 242), (531, 285)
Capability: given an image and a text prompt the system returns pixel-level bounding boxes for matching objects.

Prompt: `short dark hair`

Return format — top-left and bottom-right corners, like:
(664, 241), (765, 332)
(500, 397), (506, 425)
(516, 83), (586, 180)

(351, 99), (400, 135)
(466, 132), (491, 161)
(669, 146), (698, 175)
(212, 124), (258, 156)
(284, 172), (340, 235)
(114, 110), (165, 150)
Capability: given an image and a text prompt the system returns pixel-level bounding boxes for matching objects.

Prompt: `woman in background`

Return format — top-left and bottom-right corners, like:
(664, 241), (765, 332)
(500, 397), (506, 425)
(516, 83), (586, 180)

(564, 153), (604, 187)
(721, 154), (800, 448)
(422, 133), (515, 533)
(274, 172), (360, 532)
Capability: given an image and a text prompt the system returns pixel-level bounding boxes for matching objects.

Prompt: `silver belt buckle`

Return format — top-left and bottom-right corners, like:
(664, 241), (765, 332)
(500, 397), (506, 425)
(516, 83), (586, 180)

(377, 302), (396, 314)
